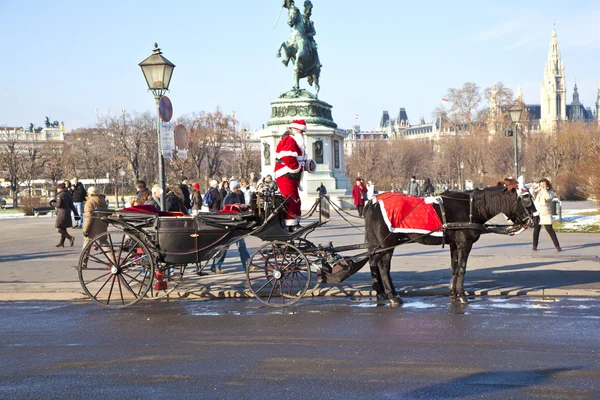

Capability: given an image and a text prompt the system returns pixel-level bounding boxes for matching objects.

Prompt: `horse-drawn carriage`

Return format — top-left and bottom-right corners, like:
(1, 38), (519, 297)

(76, 179), (538, 309)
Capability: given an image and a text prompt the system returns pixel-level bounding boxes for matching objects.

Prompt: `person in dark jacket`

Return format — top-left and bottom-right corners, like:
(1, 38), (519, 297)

(53, 182), (78, 248)
(135, 180), (150, 202)
(145, 185), (162, 210)
(219, 180), (230, 210)
(165, 187), (183, 213)
(207, 180), (222, 212)
(179, 178), (192, 213)
(423, 178), (435, 196)
(71, 177), (87, 229)
(211, 181), (250, 274)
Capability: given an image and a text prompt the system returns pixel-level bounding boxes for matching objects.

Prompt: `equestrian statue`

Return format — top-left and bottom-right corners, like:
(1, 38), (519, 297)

(276, 0), (322, 97)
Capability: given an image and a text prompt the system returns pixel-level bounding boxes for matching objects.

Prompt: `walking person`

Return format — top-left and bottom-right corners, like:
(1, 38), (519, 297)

(219, 180), (230, 210)
(179, 178), (192, 214)
(191, 182), (203, 215)
(53, 182), (78, 248)
(352, 177), (367, 217)
(211, 181), (250, 274)
(240, 178), (256, 205)
(423, 178), (435, 196)
(366, 180), (377, 200)
(206, 180), (222, 212)
(145, 185), (162, 210)
(82, 187), (108, 249)
(71, 177), (87, 229)
(532, 178), (561, 252)
(316, 183), (327, 197)
(407, 176), (421, 197)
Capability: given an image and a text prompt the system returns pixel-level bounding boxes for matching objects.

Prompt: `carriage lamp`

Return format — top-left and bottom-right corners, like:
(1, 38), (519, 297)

(139, 43), (176, 211)
(508, 103), (523, 179)
(459, 161), (464, 190)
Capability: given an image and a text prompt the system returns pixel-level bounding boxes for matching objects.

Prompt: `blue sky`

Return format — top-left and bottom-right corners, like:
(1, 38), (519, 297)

(1, 0), (599, 132)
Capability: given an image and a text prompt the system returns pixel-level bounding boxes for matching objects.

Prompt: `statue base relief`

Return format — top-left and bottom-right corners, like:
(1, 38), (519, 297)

(258, 92), (350, 209)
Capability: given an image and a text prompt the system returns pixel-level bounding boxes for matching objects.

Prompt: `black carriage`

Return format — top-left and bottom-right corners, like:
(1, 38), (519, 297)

(76, 190), (363, 308)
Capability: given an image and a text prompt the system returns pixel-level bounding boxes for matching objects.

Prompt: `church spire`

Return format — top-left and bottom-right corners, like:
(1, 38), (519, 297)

(540, 24), (567, 131)
(573, 82), (580, 104)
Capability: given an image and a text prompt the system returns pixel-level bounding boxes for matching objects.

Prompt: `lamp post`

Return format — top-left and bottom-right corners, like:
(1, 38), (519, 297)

(459, 161), (464, 190)
(139, 43), (175, 211)
(477, 168), (481, 189)
(508, 103), (523, 179)
(119, 169), (126, 206)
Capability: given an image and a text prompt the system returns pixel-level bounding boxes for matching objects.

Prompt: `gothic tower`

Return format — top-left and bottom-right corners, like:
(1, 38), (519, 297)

(540, 27), (567, 132)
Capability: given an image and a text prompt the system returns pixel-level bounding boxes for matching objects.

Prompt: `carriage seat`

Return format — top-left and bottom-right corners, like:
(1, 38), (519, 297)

(120, 204), (184, 217)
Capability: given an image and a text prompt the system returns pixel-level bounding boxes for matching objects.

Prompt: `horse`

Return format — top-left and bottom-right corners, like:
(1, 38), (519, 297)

(363, 179), (538, 306)
(276, 4), (321, 96)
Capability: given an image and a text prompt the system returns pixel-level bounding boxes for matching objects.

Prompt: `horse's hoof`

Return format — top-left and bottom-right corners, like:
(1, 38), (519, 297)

(276, 51), (281, 58)
(388, 297), (403, 307)
(456, 296), (469, 305)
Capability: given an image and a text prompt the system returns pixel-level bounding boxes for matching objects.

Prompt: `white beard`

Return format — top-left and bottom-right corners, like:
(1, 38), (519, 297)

(292, 132), (306, 154)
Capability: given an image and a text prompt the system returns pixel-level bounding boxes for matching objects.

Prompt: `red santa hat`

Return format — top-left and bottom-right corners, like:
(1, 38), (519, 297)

(289, 119), (307, 132)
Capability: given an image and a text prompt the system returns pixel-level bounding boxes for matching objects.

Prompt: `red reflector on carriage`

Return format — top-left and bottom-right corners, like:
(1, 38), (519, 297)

(154, 280), (168, 290)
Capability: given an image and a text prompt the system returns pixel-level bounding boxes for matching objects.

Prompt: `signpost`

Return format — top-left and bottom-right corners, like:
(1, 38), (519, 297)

(174, 124), (189, 159)
(159, 96), (173, 122)
(160, 122), (175, 159)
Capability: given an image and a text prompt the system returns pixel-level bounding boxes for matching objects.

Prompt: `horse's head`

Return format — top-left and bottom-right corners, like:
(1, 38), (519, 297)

(287, 5), (301, 27)
(503, 177), (539, 227)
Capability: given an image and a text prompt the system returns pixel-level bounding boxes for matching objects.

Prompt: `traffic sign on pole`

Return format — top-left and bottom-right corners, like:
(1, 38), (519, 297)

(159, 96), (173, 122)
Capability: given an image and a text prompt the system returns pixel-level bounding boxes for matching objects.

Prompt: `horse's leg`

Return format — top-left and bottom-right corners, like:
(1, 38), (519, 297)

(277, 43), (291, 67)
(314, 73), (320, 97)
(454, 240), (474, 304)
(379, 250), (402, 306)
(448, 242), (459, 299)
(369, 252), (385, 300)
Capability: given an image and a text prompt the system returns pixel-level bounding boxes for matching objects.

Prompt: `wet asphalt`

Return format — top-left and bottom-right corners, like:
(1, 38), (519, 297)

(1, 296), (599, 399)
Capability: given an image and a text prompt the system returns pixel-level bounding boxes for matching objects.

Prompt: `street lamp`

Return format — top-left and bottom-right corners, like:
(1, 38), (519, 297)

(459, 161), (464, 190)
(508, 103), (523, 179)
(139, 43), (175, 211)
(477, 168), (481, 189)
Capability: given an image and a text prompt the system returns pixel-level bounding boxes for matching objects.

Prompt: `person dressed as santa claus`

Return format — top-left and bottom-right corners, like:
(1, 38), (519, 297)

(275, 119), (316, 230)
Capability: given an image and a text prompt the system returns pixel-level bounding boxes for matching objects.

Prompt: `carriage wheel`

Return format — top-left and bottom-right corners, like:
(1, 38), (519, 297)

(246, 241), (310, 307)
(77, 231), (154, 308)
(144, 263), (186, 300)
(290, 238), (322, 296)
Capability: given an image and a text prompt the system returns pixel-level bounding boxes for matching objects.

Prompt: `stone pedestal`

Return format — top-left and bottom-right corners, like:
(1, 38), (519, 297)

(258, 90), (350, 209)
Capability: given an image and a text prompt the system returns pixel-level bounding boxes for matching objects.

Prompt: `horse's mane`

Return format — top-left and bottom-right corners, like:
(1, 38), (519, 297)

(472, 184), (517, 220)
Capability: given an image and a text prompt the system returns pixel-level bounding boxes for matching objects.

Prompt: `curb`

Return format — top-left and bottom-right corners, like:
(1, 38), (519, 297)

(1, 287), (599, 303)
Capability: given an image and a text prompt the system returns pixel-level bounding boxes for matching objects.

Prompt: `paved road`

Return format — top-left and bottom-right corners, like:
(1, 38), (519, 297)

(1, 297), (599, 399)
(0, 212), (599, 302)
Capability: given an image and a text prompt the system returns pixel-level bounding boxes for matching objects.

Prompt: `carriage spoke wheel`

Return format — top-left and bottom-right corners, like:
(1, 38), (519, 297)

(246, 241), (310, 307)
(77, 231), (154, 308)
(144, 263), (186, 300)
(290, 238), (322, 296)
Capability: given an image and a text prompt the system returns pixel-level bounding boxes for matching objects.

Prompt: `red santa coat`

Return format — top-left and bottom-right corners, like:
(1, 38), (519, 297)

(275, 133), (305, 226)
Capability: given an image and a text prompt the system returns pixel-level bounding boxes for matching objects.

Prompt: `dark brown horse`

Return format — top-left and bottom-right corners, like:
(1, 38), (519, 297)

(364, 180), (538, 305)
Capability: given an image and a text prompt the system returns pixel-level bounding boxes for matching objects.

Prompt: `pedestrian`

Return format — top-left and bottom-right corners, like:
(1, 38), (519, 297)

(135, 180), (149, 202)
(407, 175), (421, 197)
(71, 177), (87, 229)
(53, 182), (78, 248)
(240, 178), (255, 205)
(219, 180), (230, 210)
(316, 183), (327, 197)
(274, 119), (316, 230)
(191, 182), (203, 215)
(179, 177), (192, 214)
(145, 184), (162, 210)
(257, 174), (278, 192)
(352, 177), (368, 217)
(82, 186), (108, 248)
(249, 172), (260, 188)
(211, 181), (250, 274)
(423, 178), (435, 196)
(206, 180), (222, 212)
(367, 180), (377, 200)
(532, 178), (561, 252)
(165, 186), (186, 214)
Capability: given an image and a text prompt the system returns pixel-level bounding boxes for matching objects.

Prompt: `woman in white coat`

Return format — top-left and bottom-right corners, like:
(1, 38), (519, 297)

(532, 178), (561, 252)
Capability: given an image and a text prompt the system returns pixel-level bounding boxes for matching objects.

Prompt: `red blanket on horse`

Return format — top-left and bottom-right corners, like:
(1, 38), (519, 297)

(375, 193), (443, 236)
